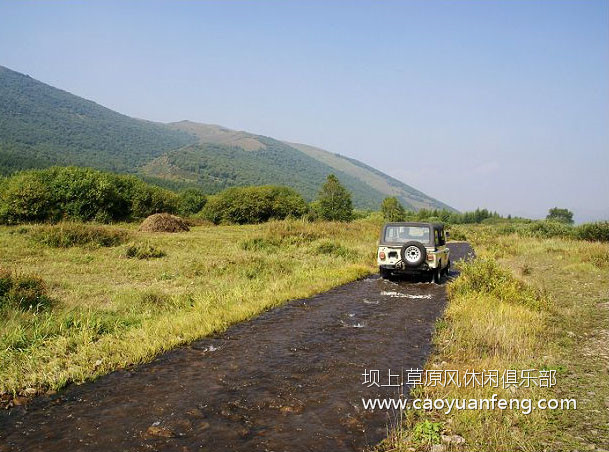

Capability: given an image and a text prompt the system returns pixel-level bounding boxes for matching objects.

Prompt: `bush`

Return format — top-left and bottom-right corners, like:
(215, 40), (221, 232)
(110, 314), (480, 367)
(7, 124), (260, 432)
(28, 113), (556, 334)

(124, 242), (166, 259)
(177, 188), (207, 216)
(575, 221), (609, 242)
(0, 167), (179, 224)
(31, 223), (130, 248)
(201, 185), (308, 225)
(526, 221), (573, 239)
(0, 269), (54, 312)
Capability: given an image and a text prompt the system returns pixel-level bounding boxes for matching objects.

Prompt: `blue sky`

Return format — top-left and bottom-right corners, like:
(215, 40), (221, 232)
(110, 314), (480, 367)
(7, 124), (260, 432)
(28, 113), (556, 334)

(1, 0), (607, 220)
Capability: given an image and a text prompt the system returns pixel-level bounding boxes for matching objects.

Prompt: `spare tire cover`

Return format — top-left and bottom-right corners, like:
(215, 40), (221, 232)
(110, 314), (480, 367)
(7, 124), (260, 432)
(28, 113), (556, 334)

(400, 241), (427, 267)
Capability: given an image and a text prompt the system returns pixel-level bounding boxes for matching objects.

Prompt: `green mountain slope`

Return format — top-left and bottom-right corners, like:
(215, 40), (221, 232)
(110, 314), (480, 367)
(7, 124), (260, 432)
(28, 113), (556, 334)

(285, 141), (455, 211)
(140, 138), (395, 208)
(0, 65), (196, 174)
(163, 121), (454, 210)
(0, 65), (455, 211)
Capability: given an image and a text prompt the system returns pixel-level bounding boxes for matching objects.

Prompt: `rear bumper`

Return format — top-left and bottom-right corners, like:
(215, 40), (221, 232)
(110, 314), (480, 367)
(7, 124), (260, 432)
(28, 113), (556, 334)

(380, 261), (430, 274)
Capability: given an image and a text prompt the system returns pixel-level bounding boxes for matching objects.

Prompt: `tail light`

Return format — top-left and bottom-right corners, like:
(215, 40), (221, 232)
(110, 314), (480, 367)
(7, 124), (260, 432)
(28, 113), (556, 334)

(427, 255), (434, 261)
(379, 251), (386, 260)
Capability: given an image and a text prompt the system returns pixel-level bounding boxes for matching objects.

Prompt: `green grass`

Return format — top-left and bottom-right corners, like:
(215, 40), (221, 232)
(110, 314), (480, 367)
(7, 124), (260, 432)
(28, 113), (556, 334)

(30, 223), (130, 248)
(380, 225), (609, 451)
(123, 242), (166, 259)
(0, 218), (381, 396)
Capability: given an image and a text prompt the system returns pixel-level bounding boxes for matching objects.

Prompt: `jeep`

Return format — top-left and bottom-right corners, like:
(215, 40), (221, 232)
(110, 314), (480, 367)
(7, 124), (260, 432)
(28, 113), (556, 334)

(377, 222), (450, 283)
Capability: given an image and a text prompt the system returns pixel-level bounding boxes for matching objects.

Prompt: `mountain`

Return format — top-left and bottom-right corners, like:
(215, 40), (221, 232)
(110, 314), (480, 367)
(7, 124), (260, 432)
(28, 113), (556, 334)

(0, 66), (196, 174)
(0, 65), (454, 211)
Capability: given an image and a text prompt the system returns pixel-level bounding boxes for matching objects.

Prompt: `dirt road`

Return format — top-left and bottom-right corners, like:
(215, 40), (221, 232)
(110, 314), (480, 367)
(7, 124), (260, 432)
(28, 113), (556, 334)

(0, 243), (473, 452)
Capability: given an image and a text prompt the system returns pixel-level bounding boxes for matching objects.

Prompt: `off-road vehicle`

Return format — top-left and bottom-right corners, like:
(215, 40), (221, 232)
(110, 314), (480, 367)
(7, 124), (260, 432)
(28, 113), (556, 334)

(377, 222), (450, 283)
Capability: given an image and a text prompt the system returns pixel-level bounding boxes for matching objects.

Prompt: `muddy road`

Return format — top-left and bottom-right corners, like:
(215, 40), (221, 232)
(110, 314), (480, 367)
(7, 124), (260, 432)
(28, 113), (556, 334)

(0, 243), (473, 452)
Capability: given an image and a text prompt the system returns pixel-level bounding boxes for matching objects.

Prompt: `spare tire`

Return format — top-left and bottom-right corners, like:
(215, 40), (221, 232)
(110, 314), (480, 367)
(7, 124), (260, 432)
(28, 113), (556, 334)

(400, 241), (427, 267)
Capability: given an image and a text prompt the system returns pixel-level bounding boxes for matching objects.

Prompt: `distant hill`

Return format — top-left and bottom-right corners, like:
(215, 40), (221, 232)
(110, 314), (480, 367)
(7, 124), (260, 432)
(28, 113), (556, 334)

(0, 66), (195, 173)
(0, 65), (455, 211)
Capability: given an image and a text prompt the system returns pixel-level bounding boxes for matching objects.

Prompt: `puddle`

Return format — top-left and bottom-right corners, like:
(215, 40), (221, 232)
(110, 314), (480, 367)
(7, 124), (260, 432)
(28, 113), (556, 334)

(0, 243), (473, 452)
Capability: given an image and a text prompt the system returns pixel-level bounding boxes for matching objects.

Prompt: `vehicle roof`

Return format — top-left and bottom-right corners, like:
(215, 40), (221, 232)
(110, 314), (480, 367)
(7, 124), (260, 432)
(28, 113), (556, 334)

(379, 222), (446, 246)
(382, 222), (444, 229)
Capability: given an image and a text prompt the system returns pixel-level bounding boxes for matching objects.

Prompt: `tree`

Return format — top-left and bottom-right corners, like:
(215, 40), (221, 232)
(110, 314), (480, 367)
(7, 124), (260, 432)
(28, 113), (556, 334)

(317, 174), (353, 221)
(381, 197), (406, 221)
(546, 207), (574, 224)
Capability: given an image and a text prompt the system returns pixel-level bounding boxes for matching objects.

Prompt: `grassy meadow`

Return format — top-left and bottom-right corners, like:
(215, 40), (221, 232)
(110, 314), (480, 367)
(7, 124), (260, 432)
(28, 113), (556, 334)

(382, 226), (609, 451)
(0, 219), (381, 398)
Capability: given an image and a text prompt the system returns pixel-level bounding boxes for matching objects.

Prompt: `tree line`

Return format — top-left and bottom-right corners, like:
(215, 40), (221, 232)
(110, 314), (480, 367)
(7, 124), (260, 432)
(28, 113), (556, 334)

(0, 166), (591, 230)
(0, 167), (354, 225)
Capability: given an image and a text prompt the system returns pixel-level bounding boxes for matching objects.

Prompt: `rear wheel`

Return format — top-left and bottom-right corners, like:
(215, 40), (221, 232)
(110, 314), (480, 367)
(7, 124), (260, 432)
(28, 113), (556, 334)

(379, 267), (392, 279)
(432, 267), (442, 284)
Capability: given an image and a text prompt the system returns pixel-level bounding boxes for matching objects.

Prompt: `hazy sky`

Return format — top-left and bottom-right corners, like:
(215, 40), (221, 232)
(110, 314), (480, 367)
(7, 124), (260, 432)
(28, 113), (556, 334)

(1, 0), (607, 220)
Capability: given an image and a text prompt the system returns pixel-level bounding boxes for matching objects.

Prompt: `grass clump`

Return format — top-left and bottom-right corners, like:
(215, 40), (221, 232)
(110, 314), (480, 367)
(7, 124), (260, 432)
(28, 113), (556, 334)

(411, 420), (442, 445)
(449, 258), (547, 311)
(314, 240), (357, 258)
(124, 242), (166, 259)
(240, 237), (280, 252)
(0, 269), (54, 312)
(31, 223), (129, 248)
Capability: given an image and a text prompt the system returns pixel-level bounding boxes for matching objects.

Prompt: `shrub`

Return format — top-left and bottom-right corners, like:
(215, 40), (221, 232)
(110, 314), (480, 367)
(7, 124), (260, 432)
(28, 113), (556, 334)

(119, 175), (178, 219)
(0, 172), (53, 223)
(201, 185), (308, 225)
(31, 223), (130, 248)
(177, 188), (207, 216)
(575, 221), (609, 242)
(0, 269), (54, 312)
(124, 242), (166, 259)
(526, 221), (573, 239)
(0, 167), (179, 224)
(446, 225), (467, 241)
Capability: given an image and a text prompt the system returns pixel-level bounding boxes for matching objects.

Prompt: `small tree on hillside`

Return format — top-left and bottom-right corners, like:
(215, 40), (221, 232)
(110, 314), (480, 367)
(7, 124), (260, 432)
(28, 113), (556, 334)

(546, 207), (574, 224)
(318, 174), (353, 221)
(381, 197), (406, 221)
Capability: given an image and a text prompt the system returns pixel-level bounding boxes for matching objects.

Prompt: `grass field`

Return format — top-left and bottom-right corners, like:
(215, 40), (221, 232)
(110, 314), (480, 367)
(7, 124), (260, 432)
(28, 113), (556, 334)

(381, 226), (609, 451)
(0, 219), (381, 398)
(2, 219), (607, 451)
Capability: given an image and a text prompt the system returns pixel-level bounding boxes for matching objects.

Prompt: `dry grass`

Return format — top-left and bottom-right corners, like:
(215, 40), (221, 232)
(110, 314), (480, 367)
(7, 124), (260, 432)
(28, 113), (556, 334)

(381, 227), (609, 451)
(139, 213), (190, 232)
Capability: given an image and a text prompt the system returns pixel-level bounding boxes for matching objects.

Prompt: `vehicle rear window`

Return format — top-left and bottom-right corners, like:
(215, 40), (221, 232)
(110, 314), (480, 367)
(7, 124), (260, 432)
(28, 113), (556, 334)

(384, 226), (431, 244)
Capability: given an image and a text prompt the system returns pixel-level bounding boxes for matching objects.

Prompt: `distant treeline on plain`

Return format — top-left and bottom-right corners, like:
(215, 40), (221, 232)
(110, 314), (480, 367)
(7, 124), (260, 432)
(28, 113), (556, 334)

(0, 167), (607, 243)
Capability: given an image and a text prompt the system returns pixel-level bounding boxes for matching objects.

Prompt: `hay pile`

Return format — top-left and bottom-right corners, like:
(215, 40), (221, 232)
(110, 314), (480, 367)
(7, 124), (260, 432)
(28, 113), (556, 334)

(139, 213), (190, 233)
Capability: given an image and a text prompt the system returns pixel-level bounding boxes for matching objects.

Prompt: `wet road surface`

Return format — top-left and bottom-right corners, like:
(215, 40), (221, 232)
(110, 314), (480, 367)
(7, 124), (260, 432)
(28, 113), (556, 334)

(0, 243), (474, 452)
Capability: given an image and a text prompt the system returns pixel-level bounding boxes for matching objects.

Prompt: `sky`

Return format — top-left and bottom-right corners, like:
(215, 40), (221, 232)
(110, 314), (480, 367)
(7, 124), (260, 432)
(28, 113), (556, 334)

(0, 0), (607, 221)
